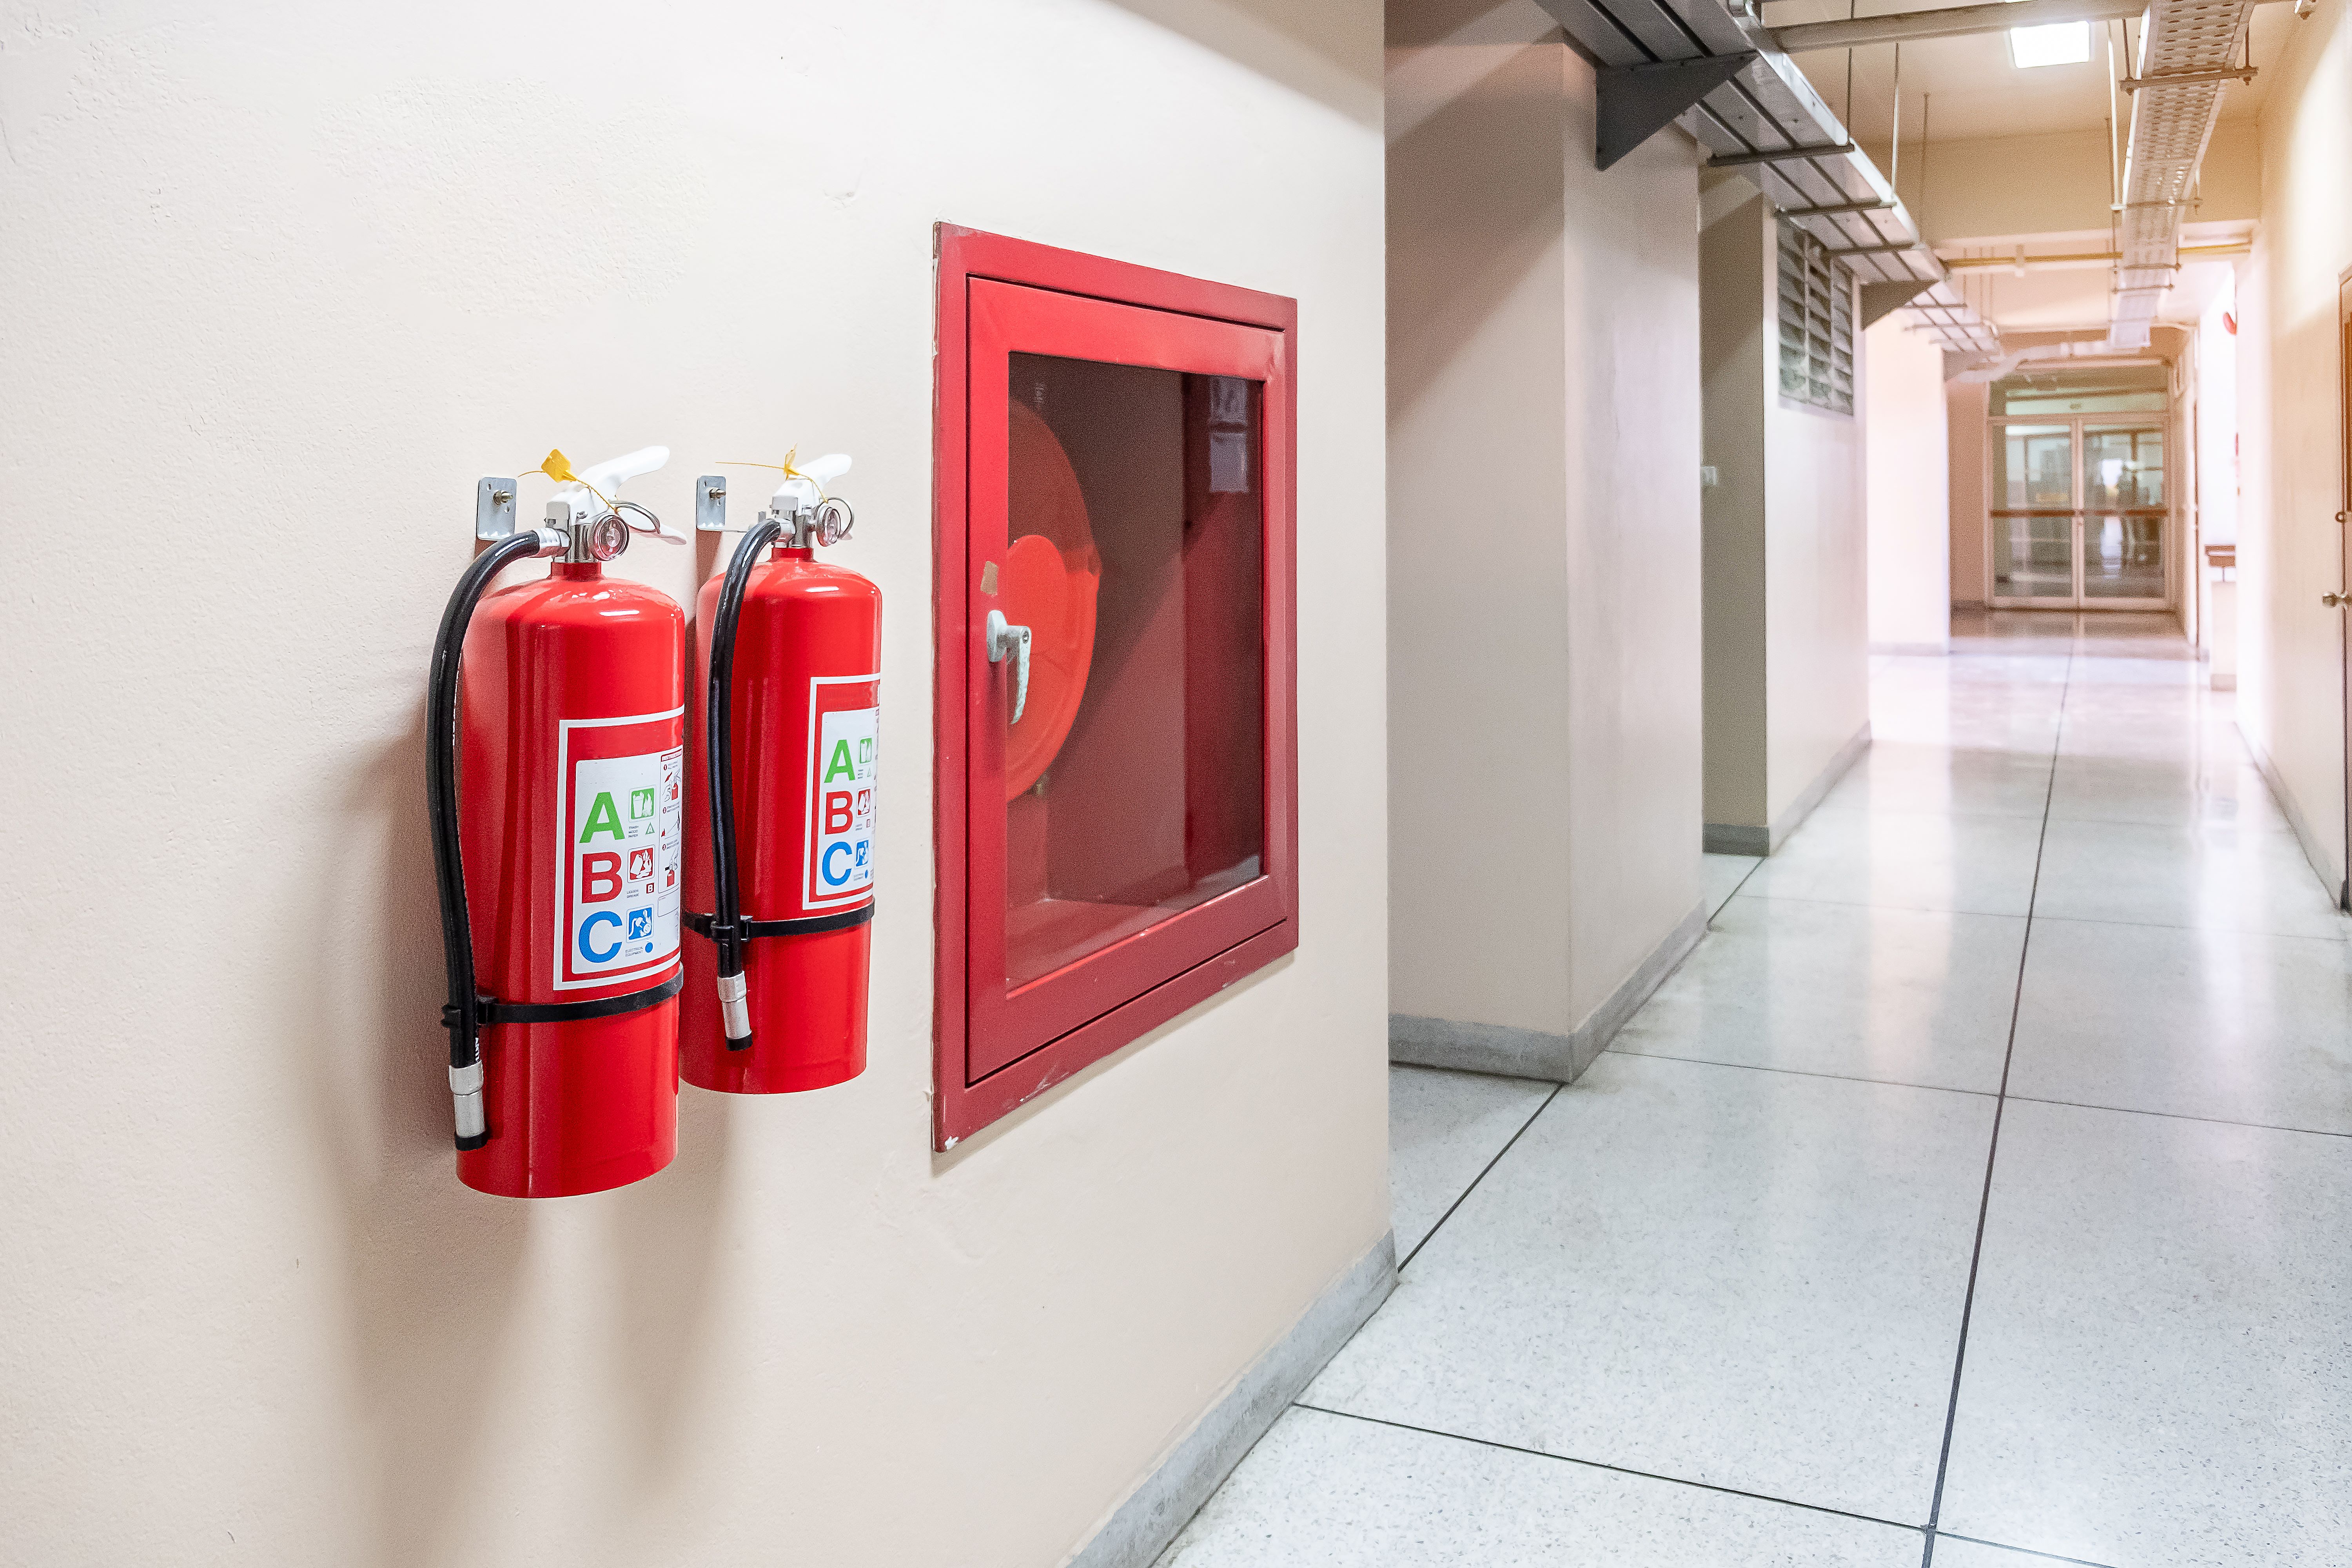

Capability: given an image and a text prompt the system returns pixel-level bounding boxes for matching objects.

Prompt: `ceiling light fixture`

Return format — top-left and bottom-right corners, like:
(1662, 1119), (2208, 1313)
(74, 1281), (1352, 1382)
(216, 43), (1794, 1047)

(2010, 20), (2092, 67)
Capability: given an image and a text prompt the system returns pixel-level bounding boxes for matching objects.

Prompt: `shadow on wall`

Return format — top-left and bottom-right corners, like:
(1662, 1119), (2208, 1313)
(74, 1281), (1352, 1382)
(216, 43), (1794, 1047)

(1386, 2), (1569, 417)
(1100, 0), (1383, 127)
(302, 708), (738, 1566)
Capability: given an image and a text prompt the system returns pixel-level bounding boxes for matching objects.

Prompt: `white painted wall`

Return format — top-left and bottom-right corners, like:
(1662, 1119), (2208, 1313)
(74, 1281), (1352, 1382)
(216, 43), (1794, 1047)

(1702, 181), (1871, 846)
(0, 4), (1391, 1565)
(2194, 278), (2241, 675)
(2238, 0), (2352, 900)
(1865, 317), (1952, 653)
(1387, 0), (1704, 1048)
(2196, 278), (2242, 551)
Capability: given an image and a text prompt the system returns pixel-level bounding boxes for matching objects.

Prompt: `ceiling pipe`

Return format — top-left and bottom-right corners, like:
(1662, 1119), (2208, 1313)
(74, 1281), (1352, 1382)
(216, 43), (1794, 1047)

(1769, 0), (2287, 54)
(1940, 242), (2251, 270)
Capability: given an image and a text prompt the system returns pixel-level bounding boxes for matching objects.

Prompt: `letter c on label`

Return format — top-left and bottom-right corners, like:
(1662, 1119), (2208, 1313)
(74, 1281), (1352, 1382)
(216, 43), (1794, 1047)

(822, 842), (854, 886)
(579, 910), (624, 963)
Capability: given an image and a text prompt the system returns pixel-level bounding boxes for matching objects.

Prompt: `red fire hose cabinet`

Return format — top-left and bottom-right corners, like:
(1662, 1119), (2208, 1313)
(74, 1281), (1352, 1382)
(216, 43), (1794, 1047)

(932, 226), (1300, 1149)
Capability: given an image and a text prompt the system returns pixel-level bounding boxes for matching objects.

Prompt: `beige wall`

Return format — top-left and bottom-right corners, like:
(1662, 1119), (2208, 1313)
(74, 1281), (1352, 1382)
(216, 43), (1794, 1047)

(1866, 317), (1953, 652)
(1907, 122), (2260, 246)
(1949, 380), (1992, 606)
(1701, 177), (1773, 831)
(1702, 181), (1871, 842)
(0, 4), (1392, 1566)
(1764, 356), (1873, 826)
(1387, 0), (1704, 1041)
(2239, 0), (2352, 897)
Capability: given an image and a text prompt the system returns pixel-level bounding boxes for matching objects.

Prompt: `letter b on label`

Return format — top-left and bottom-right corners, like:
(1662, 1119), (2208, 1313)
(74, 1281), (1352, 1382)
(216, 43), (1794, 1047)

(824, 791), (854, 834)
(582, 851), (623, 903)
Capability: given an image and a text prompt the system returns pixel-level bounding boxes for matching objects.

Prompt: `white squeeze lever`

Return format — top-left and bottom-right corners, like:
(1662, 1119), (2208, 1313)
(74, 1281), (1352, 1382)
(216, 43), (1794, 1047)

(548, 446), (687, 543)
(770, 451), (852, 515)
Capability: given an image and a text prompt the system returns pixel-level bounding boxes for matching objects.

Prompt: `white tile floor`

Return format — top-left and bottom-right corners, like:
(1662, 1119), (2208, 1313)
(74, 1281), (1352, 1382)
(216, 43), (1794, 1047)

(1161, 613), (2352, 1568)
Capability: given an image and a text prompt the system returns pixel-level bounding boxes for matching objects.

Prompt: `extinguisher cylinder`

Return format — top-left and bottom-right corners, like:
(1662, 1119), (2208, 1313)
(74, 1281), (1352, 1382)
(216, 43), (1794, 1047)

(684, 518), (880, 1095)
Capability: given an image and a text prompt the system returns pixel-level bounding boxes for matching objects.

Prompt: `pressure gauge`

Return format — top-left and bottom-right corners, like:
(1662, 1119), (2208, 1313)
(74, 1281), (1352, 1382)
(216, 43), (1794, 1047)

(588, 511), (631, 561)
(813, 497), (855, 547)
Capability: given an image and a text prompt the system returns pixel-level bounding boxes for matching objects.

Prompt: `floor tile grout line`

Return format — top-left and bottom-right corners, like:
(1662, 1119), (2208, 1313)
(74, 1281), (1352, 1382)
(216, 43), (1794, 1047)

(1922, 640), (2073, 1566)
(1601, 1045), (2001, 1098)
(2022, 909), (2351, 941)
(1728, 887), (2345, 942)
(1289, 1403), (1925, 1538)
(1932, 1531), (2123, 1568)
(1592, 1060), (2352, 1142)
(1396, 1081), (1564, 1274)
(2003, 1092), (2352, 1141)
(1726, 890), (2035, 918)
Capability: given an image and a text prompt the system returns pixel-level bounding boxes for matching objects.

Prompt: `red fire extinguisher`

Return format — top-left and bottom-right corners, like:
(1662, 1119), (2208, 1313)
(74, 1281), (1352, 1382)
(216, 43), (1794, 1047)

(682, 455), (880, 1093)
(427, 448), (689, 1196)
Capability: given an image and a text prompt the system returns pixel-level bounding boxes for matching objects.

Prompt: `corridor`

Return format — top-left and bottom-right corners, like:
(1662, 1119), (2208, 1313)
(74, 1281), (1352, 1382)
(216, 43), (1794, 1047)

(1162, 613), (2352, 1568)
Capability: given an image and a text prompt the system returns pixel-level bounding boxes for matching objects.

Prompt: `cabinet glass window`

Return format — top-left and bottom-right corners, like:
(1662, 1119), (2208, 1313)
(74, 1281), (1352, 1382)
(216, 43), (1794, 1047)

(1000, 355), (1265, 987)
(1777, 224), (1854, 414)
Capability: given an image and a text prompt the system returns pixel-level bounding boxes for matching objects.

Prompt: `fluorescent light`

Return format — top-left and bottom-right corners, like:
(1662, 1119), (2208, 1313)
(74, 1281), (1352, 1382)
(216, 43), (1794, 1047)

(2010, 20), (2092, 67)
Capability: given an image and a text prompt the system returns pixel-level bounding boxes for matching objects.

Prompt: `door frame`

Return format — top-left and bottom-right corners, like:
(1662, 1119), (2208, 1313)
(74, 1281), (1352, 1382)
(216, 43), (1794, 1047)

(2336, 268), (2350, 907)
(1987, 412), (2177, 611)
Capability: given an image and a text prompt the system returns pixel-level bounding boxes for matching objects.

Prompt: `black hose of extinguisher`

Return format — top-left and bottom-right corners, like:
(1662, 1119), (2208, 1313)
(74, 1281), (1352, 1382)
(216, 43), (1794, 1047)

(706, 515), (784, 1050)
(426, 528), (552, 1149)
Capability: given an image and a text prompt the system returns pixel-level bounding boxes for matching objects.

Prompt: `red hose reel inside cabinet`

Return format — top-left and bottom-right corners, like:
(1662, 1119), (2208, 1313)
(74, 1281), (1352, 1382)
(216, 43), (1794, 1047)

(999, 399), (1099, 799)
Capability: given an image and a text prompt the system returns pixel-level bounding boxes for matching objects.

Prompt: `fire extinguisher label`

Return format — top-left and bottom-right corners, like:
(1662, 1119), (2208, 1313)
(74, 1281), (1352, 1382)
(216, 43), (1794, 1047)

(555, 712), (685, 989)
(804, 676), (880, 909)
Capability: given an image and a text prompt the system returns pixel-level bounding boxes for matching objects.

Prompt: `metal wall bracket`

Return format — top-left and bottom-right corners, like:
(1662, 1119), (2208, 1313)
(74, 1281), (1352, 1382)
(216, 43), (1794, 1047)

(2120, 66), (2257, 92)
(1597, 53), (1758, 171)
(1778, 199), (1897, 218)
(1859, 279), (1936, 328)
(1824, 241), (1928, 257)
(695, 474), (728, 532)
(475, 477), (517, 541)
(1707, 142), (1855, 169)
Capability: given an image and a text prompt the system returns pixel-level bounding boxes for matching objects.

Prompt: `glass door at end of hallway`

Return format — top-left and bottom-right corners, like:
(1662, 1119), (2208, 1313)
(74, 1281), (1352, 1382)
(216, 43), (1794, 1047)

(1990, 417), (2172, 609)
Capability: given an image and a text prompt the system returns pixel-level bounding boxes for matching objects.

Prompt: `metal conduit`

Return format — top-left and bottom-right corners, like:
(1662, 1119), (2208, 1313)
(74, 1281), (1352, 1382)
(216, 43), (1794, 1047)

(2107, 0), (2258, 349)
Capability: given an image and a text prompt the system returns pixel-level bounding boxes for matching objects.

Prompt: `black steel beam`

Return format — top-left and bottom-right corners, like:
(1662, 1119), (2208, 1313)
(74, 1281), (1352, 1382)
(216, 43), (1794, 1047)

(1596, 54), (1760, 171)
(1860, 279), (1937, 328)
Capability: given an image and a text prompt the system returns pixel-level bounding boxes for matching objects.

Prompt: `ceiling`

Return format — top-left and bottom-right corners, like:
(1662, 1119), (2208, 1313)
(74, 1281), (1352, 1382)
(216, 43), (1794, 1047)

(1933, 218), (2250, 330)
(1760, 0), (2299, 144)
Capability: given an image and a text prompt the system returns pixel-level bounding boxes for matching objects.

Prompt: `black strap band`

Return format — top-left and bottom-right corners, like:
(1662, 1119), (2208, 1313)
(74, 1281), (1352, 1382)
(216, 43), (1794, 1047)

(684, 900), (877, 942)
(477, 968), (685, 1026)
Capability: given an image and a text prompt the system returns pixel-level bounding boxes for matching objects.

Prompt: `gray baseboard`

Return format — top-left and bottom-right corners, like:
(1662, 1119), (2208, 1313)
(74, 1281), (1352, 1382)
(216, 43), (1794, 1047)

(2238, 723), (2350, 911)
(1703, 823), (1769, 856)
(1869, 641), (1949, 656)
(1063, 1232), (1397, 1568)
(2209, 673), (2237, 691)
(1388, 895), (1710, 1083)
(1704, 720), (1871, 858)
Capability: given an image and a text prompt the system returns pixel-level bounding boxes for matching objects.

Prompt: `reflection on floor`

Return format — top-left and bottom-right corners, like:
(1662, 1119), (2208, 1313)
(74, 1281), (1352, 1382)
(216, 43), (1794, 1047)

(1160, 612), (2352, 1568)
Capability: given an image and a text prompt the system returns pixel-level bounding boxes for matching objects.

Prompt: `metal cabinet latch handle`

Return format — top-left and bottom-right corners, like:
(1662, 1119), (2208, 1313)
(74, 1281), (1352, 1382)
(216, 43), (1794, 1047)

(985, 609), (1032, 723)
(2325, 593), (2348, 609)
